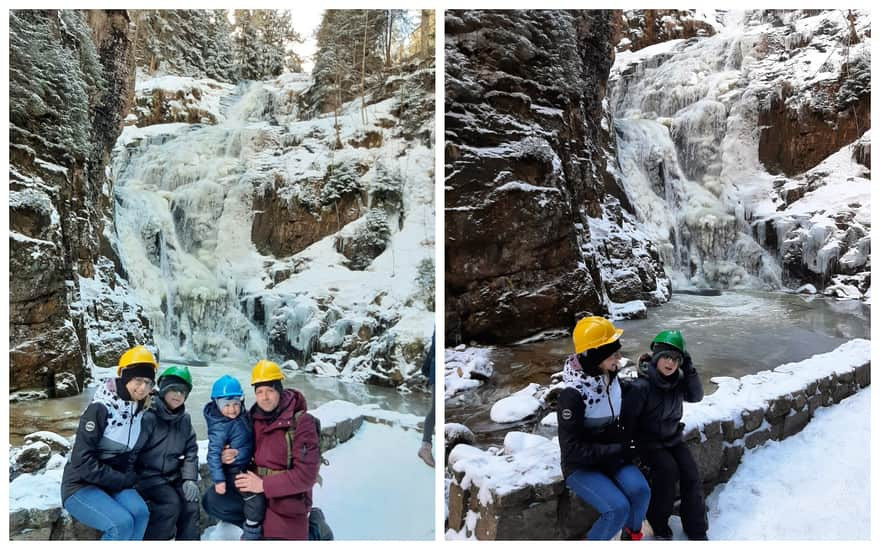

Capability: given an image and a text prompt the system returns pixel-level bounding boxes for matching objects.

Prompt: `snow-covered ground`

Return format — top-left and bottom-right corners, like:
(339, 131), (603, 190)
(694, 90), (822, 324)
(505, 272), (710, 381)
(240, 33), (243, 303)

(447, 385), (870, 541)
(444, 346), (494, 398)
(705, 387), (870, 540)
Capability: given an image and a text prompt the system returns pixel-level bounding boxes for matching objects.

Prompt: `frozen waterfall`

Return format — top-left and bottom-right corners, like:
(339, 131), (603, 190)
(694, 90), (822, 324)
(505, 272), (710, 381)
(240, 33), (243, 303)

(609, 11), (786, 291)
(109, 82), (273, 361)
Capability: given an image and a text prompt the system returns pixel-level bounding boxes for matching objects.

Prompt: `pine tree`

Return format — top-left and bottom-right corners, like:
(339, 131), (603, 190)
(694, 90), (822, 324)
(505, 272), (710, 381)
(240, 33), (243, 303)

(232, 9), (303, 81)
(308, 10), (388, 116)
(204, 11), (235, 81)
(132, 10), (235, 82)
(233, 10), (262, 80)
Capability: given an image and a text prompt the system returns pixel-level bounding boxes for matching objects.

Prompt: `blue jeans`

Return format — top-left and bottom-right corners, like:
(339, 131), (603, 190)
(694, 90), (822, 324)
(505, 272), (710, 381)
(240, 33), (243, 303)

(63, 486), (150, 540)
(566, 464), (651, 540)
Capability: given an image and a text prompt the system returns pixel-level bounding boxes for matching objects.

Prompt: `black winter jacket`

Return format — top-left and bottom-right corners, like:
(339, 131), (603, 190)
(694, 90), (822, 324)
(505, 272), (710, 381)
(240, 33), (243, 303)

(557, 385), (627, 480)
(61, 379), (149, 503)
(135, 397), (199, 490)
(621, 358), (703, 450)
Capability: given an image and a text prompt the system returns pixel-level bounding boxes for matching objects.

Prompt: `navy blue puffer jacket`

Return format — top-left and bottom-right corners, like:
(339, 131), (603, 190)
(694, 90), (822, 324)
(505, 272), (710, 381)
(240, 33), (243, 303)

(203, 400), (253, 483)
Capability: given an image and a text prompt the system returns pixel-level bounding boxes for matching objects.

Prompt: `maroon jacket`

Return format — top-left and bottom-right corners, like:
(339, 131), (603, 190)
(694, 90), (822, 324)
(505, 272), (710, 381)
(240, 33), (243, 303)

(250, 388), (320, 540)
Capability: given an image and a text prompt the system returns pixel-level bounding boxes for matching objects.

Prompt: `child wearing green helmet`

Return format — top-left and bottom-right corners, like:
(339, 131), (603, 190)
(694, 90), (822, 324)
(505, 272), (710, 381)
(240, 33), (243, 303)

(622, 330), (708, 540)
(135, 365), (200, 540)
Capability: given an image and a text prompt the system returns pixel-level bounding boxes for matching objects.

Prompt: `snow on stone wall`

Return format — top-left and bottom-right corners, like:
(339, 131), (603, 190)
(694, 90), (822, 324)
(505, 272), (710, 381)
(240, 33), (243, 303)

(445, 339), (870, 539)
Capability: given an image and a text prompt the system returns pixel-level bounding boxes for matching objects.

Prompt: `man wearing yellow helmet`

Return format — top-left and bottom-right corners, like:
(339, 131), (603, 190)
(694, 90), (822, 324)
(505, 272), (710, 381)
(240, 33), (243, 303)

(203, 360), (320, 540)
(557, 317), (650, 540)
(60, 345), (156, 540)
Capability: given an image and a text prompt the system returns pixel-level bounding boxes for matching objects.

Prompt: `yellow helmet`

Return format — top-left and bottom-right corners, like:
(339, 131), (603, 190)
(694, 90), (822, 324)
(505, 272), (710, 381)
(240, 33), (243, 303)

(251, 359), (284, 385)
(572, 317), (623, 354)
(117, 345), (158, 376)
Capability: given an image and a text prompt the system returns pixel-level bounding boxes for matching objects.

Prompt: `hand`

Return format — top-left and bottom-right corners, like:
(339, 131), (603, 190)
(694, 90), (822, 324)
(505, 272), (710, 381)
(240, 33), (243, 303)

(234, 471), (264, 494)
(681, 352), (696, 375)
(182, 480), (200, 502)
(215, 481), (226, 495)
(221, 445), (239, 465)
(122, 469), (138, 488)
(638, 353), (652, 366)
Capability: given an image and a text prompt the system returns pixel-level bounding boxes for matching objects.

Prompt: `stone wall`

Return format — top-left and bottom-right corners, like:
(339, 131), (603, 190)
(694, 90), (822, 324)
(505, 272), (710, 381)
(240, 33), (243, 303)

(446, 358), (870, 539)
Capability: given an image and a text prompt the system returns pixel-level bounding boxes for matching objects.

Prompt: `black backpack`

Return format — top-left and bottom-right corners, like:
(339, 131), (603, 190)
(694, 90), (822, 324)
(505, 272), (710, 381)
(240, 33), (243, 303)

(308, 507), (334, 541)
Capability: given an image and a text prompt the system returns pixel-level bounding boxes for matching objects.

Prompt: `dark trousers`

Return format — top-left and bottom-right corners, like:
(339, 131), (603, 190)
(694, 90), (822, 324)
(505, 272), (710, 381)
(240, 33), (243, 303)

(201, 471), (266, 527)
(422, 384), (435, 444)
(139, 482), (200, 541)
(639, 442), (708, 539)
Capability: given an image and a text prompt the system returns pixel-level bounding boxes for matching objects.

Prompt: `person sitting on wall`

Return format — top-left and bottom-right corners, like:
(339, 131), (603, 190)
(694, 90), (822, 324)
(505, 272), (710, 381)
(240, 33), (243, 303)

(557, 317), (650, 541)
(135, 365), (200, 540)
(621, 330), (708, 540)
(60, 346), (155, 540)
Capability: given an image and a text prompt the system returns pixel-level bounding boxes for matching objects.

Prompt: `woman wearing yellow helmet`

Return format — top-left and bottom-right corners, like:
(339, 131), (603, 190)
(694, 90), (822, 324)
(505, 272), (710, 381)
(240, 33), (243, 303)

(60, 345), (157, 540)
(557, 317), (650, 540)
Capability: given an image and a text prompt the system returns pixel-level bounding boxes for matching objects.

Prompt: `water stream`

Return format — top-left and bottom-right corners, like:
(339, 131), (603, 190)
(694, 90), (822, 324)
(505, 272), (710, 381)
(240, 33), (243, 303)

(445, 291), (869, 448)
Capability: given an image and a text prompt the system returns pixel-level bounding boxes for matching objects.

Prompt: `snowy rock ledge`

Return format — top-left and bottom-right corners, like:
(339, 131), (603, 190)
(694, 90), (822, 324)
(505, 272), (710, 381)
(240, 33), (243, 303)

(446, 339), (870, 540)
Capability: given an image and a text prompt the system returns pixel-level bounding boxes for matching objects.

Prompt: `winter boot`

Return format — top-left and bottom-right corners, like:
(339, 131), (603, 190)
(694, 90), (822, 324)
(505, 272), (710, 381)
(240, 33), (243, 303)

(621, 527), (644, 541)
(240, 522), (262, 541)
(418, 442), (435, 467)
(651, 524), (673, 540)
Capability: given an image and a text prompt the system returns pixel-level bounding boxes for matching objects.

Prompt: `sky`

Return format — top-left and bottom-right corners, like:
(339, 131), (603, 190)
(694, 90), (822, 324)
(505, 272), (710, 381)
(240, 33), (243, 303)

(290, 8), (324, 73)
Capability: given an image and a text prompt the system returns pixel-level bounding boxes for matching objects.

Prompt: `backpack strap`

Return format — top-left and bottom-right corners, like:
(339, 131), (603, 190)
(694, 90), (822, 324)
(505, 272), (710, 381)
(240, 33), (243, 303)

(284, 410), (304, 470)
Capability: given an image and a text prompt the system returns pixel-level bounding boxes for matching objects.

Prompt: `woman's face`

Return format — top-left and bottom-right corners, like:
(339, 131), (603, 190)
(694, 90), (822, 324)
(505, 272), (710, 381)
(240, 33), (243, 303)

(598, 350), (622, 372)
(125, 377), (154, 401)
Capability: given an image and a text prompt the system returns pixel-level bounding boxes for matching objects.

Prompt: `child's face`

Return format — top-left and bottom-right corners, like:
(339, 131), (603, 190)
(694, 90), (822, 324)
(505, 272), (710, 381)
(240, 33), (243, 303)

(217, 398), (242, 419)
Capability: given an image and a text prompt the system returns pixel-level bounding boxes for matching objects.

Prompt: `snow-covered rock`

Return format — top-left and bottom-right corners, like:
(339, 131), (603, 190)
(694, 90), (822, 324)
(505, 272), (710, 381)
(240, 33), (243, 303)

(444, 347), (494, 398)
(489, 383), (543, 423)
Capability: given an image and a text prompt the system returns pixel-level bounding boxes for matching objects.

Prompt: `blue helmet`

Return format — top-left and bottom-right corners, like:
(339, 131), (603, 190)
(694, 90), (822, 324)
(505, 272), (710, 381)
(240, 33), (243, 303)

(210, 375), (244, 399)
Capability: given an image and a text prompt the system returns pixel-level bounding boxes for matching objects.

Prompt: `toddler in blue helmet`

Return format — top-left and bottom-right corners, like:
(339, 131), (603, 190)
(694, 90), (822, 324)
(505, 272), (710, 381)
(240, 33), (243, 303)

(204, 374), (266, 539)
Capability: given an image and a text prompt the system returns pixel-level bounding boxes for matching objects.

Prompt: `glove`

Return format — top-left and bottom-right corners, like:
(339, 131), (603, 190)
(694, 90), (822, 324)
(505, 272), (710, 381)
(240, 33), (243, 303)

(122, 469), (138, 489)
(182, 480), (200, 502)
(681, 352), (696, 376)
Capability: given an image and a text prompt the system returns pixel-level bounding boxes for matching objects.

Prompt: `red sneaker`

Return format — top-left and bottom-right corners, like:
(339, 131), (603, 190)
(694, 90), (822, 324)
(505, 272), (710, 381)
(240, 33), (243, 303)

(621, 527), (644, 541)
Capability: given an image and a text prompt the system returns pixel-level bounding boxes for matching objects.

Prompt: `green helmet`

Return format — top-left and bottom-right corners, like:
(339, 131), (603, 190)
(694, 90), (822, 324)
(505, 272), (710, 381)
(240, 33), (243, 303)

(651, 330), (686, 353)
(158, 365), (193, 391)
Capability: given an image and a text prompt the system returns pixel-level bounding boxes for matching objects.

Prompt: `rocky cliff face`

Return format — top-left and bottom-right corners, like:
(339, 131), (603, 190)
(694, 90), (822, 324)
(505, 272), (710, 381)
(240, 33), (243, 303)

(616, 10), (720, 52)
(445, 10), (669, 345)
(9, 10), (152, 398)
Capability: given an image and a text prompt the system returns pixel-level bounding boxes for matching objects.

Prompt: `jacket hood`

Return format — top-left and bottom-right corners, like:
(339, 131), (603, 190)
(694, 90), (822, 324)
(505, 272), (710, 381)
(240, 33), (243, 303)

(562, 354), (619, 402)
